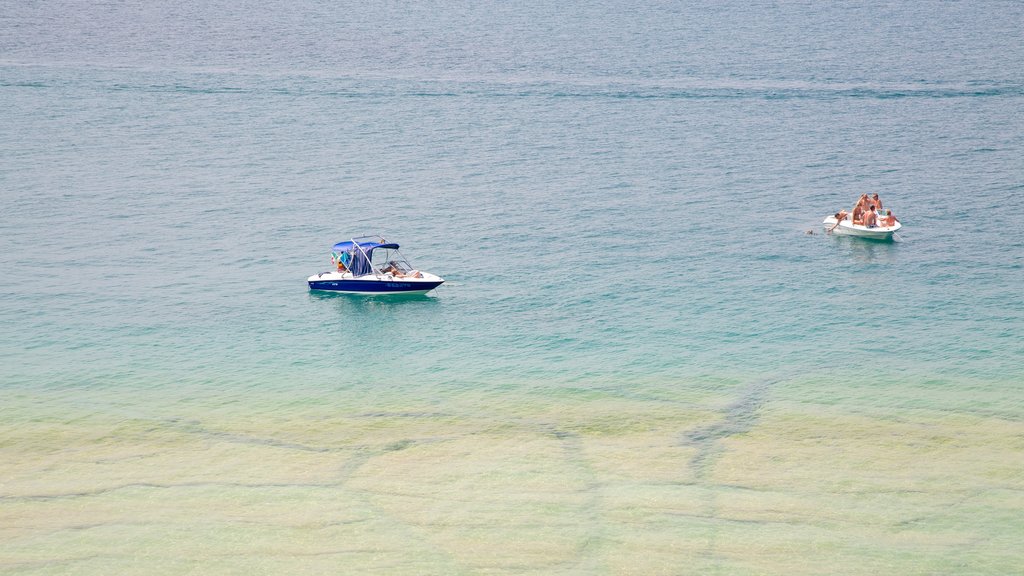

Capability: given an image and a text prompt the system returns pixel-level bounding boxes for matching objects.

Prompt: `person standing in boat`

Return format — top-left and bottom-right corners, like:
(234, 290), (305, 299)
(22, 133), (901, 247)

(871, 193), (883, 211)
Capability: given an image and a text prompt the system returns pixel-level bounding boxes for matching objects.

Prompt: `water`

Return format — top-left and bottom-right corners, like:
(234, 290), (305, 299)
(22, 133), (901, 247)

(2, 1), (1023, 574)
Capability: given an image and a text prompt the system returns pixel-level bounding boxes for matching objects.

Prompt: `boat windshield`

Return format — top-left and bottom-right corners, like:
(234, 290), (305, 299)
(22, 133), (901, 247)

(386, 259), (413, 274)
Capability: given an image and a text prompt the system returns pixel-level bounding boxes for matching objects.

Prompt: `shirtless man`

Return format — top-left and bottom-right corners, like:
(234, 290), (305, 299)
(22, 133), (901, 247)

(863, 205), (878, 227)
(827, 210), (849, 233)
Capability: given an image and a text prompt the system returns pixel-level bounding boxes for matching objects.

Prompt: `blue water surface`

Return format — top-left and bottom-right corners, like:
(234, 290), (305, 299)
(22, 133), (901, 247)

(1, 1), (1023, 572)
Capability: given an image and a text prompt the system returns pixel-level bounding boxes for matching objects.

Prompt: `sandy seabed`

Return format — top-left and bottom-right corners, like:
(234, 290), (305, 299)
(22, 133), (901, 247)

(2, 377), (1022, 575)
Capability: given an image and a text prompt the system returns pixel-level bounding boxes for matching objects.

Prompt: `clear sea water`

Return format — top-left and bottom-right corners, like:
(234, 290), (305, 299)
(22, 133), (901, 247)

(2, 1), (1023, 574)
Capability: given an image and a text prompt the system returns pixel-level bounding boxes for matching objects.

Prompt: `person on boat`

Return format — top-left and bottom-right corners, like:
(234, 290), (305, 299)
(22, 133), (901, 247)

(882, 209), (898, 227)
(334, 250), (350, 272)
(382, 263), (423, 279)
(827, 210), (848, 233)
(851, 195), (867, 225)
(871, 193), (883, 210)
(863, 205), (879, 228)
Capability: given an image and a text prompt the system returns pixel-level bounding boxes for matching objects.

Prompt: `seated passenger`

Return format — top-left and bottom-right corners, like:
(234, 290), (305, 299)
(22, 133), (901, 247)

(871, 193), (883, 210)
(882, 209), (898, 227)
(334, 251), (350, 272)
(863, 206), (878, 227)
(382, 263), (423, 278)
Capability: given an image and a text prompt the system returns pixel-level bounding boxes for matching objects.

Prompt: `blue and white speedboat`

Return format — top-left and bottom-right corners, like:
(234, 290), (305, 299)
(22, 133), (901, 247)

(307, 235), (444, 295)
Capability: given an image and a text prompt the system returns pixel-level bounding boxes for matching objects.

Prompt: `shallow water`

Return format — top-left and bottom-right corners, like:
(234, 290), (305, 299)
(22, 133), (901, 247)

(2, 1), (1023, 574)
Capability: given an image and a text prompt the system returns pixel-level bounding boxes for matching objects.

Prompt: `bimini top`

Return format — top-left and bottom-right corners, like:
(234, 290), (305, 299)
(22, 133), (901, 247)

(330, 237), (402, 277)
(332, 240), (399, 252)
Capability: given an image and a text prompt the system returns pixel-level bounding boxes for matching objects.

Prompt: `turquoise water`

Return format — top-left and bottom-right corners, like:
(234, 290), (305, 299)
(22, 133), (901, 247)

(2, 1), (1023, 574)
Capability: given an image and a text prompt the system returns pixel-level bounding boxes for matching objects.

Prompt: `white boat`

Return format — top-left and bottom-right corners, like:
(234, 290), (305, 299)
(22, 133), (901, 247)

(307, 235), (444, 295)
(823, 214), (902, 240)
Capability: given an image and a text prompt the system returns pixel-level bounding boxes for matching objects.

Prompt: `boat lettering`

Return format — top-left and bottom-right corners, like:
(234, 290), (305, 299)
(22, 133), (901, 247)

(386, 283), (411, 288)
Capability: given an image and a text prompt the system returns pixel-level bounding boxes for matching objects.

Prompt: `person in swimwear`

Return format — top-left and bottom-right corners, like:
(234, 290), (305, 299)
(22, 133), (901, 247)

(862, 205), (879, 227)
(871, 193), (883, 211)
(851, 198), (866, 225)
(383, 262), (423, 278)
(882, 209), (898, 227)
(827, 210), (848, 233)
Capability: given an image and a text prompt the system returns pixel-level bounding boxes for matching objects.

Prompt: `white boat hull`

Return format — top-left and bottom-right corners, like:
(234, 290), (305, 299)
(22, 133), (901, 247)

(823, 215), (901, 240)
(307, 270), (444, 295)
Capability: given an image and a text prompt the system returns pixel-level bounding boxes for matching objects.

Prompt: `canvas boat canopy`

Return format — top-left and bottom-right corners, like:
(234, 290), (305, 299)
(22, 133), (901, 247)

(331, 239), (401, 277)
(332, 241), (399, 252)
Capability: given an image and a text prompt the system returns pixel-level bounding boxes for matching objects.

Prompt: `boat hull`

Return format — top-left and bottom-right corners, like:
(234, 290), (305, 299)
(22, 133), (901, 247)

(307, 272), (444, 295)
(823, 216), (901, 240)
